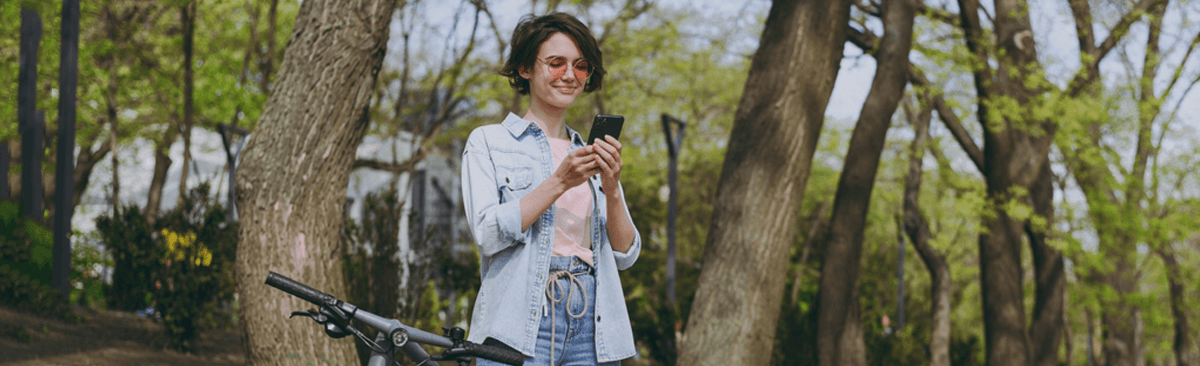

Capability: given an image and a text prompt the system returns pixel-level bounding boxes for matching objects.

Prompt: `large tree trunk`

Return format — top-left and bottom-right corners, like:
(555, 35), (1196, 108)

(1028, 162), (1065, 366)
(676, 1), (854, 362)
(958, 0), (1057, 363)
(234, 0), (397, 364)
(676, 0), (852, 364)
(900, 94), (952, 366)
(816, 0), (914, 364)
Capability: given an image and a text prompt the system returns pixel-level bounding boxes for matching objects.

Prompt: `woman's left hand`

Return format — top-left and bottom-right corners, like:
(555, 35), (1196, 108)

(591, 135), (623, 196)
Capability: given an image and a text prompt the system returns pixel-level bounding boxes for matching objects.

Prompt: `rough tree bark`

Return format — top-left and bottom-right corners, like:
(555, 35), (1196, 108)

(956, 0), (1057, 363)
(815, 0), (915, 364)
(234, 0), (398, 365)
(676, 1), (852, 365)
(1028, 161), (1065, 366)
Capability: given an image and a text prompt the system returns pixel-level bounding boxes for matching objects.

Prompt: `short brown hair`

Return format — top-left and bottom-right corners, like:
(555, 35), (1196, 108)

(500, 13), (605, 95)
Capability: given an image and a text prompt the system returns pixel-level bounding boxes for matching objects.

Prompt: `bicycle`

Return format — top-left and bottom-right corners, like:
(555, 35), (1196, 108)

(265, 271), (525, 366)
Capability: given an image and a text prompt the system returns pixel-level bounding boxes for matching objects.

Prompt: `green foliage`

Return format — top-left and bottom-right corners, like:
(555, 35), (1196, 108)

(95, 205), (158, 312)
(95, 184), (237, 352)
(0, 200), (70, 317)
(70, 238), (112, 309)
(342, 189), (480, 365)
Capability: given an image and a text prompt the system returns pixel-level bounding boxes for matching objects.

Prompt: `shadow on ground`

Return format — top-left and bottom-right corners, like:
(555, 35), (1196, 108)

(0, 306), (244, 366)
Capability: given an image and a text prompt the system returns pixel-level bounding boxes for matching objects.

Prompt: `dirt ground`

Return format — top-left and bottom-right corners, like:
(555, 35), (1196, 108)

(0, 306), (245, 366)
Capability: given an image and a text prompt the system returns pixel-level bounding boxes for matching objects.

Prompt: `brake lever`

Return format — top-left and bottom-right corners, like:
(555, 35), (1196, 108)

(288, 308), (353, 338)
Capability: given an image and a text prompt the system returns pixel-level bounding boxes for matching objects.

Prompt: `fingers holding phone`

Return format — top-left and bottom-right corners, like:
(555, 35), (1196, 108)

(592, 135), (623, 193)
(555, 145), (600, 189)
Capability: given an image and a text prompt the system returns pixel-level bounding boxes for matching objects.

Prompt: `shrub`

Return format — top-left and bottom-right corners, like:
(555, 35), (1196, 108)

(95, 205), (158, 312)
(70, 240), (112, 309)
(0, 200), (70, 317)
(95, 184), (237, 352)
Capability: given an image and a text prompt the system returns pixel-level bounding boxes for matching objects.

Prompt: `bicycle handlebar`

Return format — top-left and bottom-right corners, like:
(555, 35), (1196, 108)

(265, 271), (524, 366)
(265, 271), (334, 306)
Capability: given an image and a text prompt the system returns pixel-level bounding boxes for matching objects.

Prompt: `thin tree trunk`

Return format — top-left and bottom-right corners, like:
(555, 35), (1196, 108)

(144, 128), (177, 221)
(178, 2), (196, 204)
(1104, 2), (1168, 364)
(19, 9), (43, 221)
(677, 1), (852, 365)
(816, 0), (914, 364)
(6, 107), (113, 214)
(106, 48), (120, 214)
(790, 200), (830, 306)
(1088, 308), (1099, 365)
(1, 143), (9, 200)
(259, 0), (279, 93)
(1159, 244), (1197, 366)
(900, 93), (951, 366)
(235, 0), (398, 364)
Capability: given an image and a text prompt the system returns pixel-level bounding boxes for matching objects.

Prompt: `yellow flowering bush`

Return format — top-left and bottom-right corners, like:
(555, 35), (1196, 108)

(161, 229), (213, 267)
(99, 184), (237, 352)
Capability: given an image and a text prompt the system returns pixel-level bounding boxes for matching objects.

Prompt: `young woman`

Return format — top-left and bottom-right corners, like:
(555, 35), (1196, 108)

(461, 12), (641, 366)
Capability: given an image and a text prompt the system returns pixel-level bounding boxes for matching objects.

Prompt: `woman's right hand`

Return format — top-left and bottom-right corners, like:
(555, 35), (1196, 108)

(553, 145), (600, 190)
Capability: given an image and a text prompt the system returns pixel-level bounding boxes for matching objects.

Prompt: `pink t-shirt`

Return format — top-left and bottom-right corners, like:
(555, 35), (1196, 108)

(548, 137), (594, 266)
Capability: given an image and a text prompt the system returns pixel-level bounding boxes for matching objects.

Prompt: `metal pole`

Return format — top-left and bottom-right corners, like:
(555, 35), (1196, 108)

(661, 114), (686, 365)
(661, 114), (686, 309)
(0, 143), (9, 200)
(53, 0), (81, 299)
(897, 222), (905, 330)
(218, 124), (249, 221)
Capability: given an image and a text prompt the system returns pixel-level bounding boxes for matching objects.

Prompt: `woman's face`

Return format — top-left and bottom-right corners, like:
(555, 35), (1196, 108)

(520, 32), (587, 111)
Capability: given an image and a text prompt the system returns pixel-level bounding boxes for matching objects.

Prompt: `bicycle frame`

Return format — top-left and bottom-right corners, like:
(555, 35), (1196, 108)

(265, 271), (524, 366)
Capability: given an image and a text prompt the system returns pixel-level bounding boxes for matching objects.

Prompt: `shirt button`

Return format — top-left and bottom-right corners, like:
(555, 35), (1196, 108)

(596, 315), (601, 322)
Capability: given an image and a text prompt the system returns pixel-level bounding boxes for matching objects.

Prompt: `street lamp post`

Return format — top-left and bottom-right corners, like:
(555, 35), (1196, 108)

(661, 114), (686, 309)
(218, 124), (249, 221)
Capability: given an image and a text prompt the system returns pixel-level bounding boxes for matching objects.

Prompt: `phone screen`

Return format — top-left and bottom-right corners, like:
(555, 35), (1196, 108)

(587, 114), (624, 145)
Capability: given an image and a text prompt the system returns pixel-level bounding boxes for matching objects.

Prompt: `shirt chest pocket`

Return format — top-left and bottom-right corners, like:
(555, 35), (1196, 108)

(496, 166), (534, 202)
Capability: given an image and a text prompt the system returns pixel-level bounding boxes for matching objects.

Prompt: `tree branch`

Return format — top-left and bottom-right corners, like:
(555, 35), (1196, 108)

(353, 147), (428, 174)
(1067, 0), (1166, 96)
(911, 69), (985, 173)
(1068, 0), (1096, 55)
(848, 26), (985, 173)
(956, 0), (992, 131)
(915, 2), (957, 26)
(596, 0), (652, 46)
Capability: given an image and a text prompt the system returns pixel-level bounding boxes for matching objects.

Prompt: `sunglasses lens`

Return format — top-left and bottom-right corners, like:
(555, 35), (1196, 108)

(574, 59), (591, 80)
(543, 57), (590, 80)
(546, 57), (568, 78)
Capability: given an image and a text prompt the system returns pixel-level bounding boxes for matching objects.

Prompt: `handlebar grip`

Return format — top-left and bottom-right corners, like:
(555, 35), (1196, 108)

(463, 342), (525, 366)
(265, 271), (332, 306)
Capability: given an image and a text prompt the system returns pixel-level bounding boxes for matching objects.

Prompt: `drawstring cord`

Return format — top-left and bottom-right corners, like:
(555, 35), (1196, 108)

(543, 269), (589, 365)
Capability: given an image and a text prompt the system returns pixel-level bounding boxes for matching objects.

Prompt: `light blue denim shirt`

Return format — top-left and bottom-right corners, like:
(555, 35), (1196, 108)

(461, 112), (642, 363)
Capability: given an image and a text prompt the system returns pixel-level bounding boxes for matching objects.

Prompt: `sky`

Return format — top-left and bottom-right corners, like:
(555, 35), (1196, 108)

(417, 0), (1198, 130)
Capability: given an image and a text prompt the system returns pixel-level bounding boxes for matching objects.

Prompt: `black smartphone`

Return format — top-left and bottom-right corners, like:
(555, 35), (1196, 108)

(586, 114), (624, 145)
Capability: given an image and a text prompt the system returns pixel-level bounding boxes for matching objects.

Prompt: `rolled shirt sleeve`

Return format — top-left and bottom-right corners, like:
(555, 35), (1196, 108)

(610, 182), (641, 271)
(462, 128), (528, 257)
